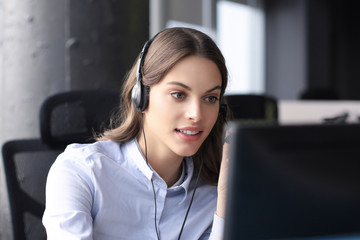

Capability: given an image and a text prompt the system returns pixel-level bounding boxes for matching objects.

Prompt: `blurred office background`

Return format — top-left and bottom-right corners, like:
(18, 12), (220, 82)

(0, 0), (359, 239)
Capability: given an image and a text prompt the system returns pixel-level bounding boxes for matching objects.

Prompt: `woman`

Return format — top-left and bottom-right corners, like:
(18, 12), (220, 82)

(43, 27), (230, 240)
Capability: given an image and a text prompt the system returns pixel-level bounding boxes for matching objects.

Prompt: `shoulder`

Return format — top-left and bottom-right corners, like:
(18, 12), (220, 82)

(197, 179), (218, 199)
(53, 140), (138, 171)
(63, 140), (121, 159)
(59, 141), (119, 163)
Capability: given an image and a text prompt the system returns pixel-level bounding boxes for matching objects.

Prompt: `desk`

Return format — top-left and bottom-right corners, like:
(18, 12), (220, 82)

(278, 100), (360, 124)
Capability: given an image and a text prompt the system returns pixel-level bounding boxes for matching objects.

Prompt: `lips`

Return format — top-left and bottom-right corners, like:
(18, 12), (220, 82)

(176, 129), (201, 136)
(175, 127), (203, 141)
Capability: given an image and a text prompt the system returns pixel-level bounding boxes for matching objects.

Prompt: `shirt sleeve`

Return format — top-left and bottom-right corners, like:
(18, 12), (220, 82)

(209, 214), (225, 240)
(42, 154), (94, 240)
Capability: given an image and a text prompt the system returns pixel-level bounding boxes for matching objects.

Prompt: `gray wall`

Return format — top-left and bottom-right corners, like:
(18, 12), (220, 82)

(266, 0), (360, 100)
(1, 1), (67, 238)
(265, 0), (307, 99)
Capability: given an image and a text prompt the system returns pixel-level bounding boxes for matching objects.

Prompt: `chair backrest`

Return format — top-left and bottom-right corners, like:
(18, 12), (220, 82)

(2, 89), (121, 240)
(40, 89), (121, 147)
(225, 94), (278, 124)
(2, 139), (63, 240)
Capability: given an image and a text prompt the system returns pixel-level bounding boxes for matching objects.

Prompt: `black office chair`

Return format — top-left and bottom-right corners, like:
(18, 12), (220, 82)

(225, 94), (278, 124)
(40, 89), (121, 147)
(2, 139), (63, 240)
(2, 89), (121, 240)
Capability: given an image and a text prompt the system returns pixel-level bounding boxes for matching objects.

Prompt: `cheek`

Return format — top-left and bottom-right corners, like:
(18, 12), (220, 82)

(147, 94), (176, 121)
(151, 94), (171, 112)
(204, 107), (220, 131)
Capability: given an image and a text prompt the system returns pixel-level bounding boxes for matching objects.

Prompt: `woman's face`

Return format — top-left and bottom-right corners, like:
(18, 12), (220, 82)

(143, 55), (222, 159)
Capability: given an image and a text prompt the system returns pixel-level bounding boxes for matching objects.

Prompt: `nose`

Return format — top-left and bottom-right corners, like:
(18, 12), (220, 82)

(185, 100), (202, 122)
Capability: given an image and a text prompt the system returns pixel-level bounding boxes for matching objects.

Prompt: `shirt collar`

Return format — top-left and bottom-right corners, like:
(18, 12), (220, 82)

(168, 157), (194, 203)
(129, 139), (194, 196)
(170, 161), (186, 187)
(129, 139), (154, 181)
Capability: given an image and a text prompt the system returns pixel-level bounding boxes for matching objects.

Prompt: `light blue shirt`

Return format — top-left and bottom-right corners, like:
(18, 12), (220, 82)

(43, 139), (224, 240)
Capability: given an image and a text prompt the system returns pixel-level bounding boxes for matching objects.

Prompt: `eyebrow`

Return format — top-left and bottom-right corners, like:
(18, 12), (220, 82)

(167, 81), (222, 93)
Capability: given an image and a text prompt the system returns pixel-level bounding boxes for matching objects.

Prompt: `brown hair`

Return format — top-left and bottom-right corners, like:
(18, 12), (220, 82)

(98, 27), (228, 185)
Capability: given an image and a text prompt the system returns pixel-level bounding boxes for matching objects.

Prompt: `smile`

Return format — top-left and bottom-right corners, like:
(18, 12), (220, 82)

(176, 129), (201, 136)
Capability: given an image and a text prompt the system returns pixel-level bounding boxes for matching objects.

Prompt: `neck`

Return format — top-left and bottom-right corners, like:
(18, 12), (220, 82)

(138, 134), (183, 187)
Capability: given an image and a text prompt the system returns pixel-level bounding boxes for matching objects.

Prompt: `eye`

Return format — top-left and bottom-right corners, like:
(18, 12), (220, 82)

(171, 92), (185, 100)
(204, 96), (219, 104)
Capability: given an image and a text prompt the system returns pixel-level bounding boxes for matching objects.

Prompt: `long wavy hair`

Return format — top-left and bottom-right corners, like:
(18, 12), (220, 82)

(97, 27), (228, 185)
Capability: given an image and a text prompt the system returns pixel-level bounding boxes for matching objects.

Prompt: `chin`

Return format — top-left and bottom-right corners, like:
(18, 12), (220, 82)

(176, 145), (201, 158)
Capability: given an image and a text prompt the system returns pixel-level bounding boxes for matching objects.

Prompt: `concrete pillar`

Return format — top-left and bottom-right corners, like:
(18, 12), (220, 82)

(66, 0), (149, 89)
(0, 0), (66, 239)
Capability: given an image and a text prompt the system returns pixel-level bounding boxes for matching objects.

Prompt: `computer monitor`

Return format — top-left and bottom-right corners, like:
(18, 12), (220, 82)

(224, 123), (360, 240)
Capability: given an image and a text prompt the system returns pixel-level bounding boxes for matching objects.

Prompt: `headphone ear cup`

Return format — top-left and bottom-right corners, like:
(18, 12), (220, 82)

(131, 78), (142, 111)
(140, 84), (149, 112)
(132, 40), (152, 112)
(219, 103), (227, 119)
(131, 77), (149, 112)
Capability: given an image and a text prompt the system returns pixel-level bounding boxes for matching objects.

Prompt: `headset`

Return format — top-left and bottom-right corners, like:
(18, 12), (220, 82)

(132, 34), (227, 239)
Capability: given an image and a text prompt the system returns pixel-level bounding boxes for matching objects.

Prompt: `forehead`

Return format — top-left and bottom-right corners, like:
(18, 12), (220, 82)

(158, 55), (222, 89)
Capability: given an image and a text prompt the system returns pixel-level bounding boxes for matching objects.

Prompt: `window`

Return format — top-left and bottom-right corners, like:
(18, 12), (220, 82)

(150, 0), (265, 94)
(217, 0), (265, 94)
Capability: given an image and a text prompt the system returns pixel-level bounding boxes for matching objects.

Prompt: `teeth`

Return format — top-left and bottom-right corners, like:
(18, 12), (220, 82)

(178, 129), (200, 136)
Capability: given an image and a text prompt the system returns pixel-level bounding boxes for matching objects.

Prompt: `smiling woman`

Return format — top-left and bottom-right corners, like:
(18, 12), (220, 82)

(143, 55), (222, 166)
(43, 27), (230, 240)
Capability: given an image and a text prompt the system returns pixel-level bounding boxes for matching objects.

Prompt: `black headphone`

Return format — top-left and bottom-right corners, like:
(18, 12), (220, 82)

(131, 39), (152, 112)
(131, 37), (227, 120)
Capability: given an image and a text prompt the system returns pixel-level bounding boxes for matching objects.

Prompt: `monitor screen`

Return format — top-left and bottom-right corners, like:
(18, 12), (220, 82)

(224, 123), (360, 239)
